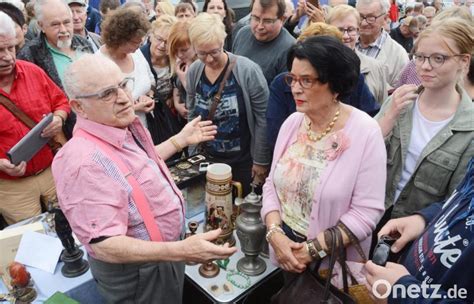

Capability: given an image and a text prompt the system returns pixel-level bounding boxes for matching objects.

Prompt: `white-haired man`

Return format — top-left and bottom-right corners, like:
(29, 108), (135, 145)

(0, 12), (70, 225)
(18, 0), (93, 138)
(356, 0), (408, 87)
(52, 53), (236, 303)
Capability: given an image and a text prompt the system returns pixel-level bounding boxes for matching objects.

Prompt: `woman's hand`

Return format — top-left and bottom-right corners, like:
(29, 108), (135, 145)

(176, 59), (188, 86)
(305, 2), (324, 23)
(177, 116), (217, 146)
(270, 232), (306, 273)
(252, 164), (269, 185)
(365, 261), (410, 303)
(292, 243), (313, 266)
(378, 215), (426, 253)
(133, 95), (155, 113)
(386, 84), (418, 121)
(288, 0), (306, 25)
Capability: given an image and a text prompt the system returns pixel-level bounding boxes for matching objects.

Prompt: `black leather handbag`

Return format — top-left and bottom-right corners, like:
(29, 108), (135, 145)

(271, 228), (356, 304)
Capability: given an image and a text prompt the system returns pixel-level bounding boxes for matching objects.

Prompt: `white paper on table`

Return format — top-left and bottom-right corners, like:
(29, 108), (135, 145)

(14, 231), (63, 274)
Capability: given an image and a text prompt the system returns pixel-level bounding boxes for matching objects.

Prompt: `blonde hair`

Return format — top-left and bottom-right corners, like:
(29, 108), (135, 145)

(416, 18), (473, 56)
(168, 20), (195, 74)
(151, 14), (177, 34)
(188, 13), (226, 47)
(326, 4), (360, 24)
(155, 1), (175, 16)
(298, 22), (343, 42)
(432, 6), (473, 24)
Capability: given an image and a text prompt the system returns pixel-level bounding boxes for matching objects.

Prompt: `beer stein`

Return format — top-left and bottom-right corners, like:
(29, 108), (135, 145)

(205, 163), (242, 246)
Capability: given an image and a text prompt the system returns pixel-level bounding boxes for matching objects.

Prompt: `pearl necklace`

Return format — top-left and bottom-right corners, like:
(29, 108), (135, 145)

(305, 107), (340, 142)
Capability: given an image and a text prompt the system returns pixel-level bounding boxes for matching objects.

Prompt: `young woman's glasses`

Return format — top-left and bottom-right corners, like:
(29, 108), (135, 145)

(413, 53), (464, 68)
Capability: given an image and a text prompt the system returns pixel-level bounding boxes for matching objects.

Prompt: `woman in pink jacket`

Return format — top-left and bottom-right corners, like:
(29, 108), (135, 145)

(261, 36), (386, 281)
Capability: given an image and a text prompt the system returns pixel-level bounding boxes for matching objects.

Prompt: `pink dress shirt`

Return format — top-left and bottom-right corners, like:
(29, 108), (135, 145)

(262, 109), (387, 265)
(52, 116), (185, 257)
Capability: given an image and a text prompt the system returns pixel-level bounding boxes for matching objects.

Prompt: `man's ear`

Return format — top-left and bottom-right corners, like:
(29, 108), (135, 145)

(22, 24), (27, 35)
(37, 20), (44, 32)
(70, 99), (87, 118)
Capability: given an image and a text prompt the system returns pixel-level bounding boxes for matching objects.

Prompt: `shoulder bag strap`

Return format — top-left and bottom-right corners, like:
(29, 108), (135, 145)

(0, 94), (36, 128)
(0, 94), (64, 152)
(334, 227), (352, 293)
(337, 221), (367, 261)
(75, 129), (163, 242)
(207, 58), (237, 121)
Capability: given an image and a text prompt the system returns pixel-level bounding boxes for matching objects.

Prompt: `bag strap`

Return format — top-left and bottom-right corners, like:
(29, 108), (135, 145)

(320, 227), (339, 302)
(207, 58), (237, 121)
(75, 129), (163, 242)
(0, 94), (63, 152)
(334, 227), (352, 293)
(337, 221), (367, 261)
(0, 94), (37, 128)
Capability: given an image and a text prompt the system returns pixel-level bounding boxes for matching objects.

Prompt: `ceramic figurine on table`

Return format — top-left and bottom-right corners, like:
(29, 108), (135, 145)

(6, 262), (37, 303)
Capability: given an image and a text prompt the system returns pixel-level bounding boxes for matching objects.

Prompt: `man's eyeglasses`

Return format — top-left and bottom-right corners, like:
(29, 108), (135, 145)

(284, 73), (319, 89)
(338, 27), (359, 36)
(74, 77), (135, 102)
(359, 13), (385, 24)
(250, 15), (280, 26)
(195, 47), (223, 59)
(413, 53), (464, 68)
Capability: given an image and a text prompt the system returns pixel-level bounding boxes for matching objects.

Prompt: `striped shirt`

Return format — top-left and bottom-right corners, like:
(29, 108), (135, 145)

(356, 30), (388, 59)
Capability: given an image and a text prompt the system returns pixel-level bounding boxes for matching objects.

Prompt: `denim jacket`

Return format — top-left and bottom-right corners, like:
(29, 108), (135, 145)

(376, 85), (474, 218)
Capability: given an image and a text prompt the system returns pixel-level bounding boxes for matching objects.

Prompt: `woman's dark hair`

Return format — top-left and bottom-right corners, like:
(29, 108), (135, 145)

(287, 36), (360, 101)
(468, 56), (474, 86)
(101, 7), (150, 49)
(0, 2), (25, 27)
(202, 0), (233, 35)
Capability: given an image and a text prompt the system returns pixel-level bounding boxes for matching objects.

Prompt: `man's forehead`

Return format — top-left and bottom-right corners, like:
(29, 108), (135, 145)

(358, 2), (382, 14)
(42, 4), (71, 21)
(0, 35), (16, 47)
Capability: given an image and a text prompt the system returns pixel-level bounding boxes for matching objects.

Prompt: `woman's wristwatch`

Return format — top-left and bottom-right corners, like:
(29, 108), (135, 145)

(306, 238), (327, 260)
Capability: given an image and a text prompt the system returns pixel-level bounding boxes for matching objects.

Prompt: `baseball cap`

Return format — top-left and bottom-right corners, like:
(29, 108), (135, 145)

(66, 0), (86, 6)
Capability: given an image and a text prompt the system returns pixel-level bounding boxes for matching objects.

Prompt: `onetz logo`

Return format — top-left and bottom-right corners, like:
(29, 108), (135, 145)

(372, 280), (468, 300)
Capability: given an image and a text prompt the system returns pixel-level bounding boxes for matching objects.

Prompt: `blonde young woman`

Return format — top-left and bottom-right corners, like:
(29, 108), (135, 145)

(186, 13), (270, 195)
(376, 17), (474, 221)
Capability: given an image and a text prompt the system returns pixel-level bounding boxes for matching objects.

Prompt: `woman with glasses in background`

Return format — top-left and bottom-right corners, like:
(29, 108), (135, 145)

(326, 4), (388, 105)
(261, 35), (386, 281)
(375, 17), (473, 227)
(186, 13), (270, 195)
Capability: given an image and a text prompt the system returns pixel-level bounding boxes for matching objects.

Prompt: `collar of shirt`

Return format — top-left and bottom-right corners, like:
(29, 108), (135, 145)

(357, 30), (388, 51)
(74, 115), (134, 149)
(45, 40), (73, 59)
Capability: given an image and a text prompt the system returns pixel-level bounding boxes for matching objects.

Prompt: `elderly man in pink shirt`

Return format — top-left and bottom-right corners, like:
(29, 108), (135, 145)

(52, 54), (236, 303)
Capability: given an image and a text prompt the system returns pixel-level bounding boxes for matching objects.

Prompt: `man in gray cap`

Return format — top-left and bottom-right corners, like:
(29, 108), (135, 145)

(67, 0), (102, 52)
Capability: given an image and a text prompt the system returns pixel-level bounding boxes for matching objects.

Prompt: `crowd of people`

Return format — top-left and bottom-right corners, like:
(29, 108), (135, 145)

(0, 0), (473, 302)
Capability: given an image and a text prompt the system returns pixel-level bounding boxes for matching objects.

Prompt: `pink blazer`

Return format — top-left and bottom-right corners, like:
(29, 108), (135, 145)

(262, 109), (387, 265)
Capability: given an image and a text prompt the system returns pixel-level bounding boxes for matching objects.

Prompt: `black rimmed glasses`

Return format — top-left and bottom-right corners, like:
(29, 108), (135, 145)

(413, 53), (464, 68)
(337, 27), (359, 36)
(359, 13), (385, 24)
(74, 77), (134, 103)
(250, 15), (280, 26)
(284, 73), (319, 89)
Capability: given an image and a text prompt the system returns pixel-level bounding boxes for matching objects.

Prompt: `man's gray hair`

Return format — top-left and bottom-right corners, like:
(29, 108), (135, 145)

(0, 11), (16, 38)
(35, 0), (71, 22)
(63, 54), (120, 100)
(356, 0), (390, 14)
